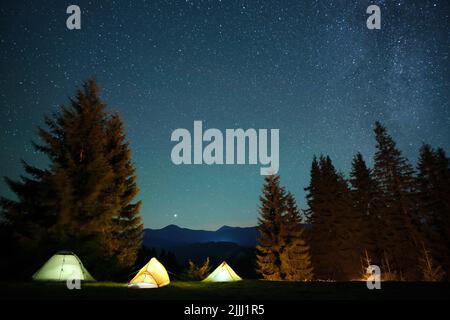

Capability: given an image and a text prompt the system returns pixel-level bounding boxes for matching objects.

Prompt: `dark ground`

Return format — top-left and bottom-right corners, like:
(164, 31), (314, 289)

(0, 281), (449, 300)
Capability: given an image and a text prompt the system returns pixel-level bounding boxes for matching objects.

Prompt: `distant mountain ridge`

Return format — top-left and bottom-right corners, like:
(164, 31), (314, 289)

(143, 224), (258, 248)
(142, 224), (310, 273)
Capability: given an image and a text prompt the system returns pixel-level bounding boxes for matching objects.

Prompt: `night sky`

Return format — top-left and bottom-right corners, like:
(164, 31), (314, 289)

(0, 1), (449, 230)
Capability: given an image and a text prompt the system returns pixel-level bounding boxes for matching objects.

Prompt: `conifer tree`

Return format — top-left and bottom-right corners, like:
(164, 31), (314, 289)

(305, 156), (334, 280)
(281, 192), (314, 281)
(303, 156), (320, 227)
(0, 79), (142, 279)
(417, 144), (450, 278)
(417, 144), (439, 227)
(433, 148), (450, 275)
(102, 114), (143, 274)
(256, 175), (286, 280)
(372, 122), (421, 280)
(1, 161), (54, 273)
(306, 156), (357, 280)
(306, 156), (344, 279)
(349, 153), (379, 269)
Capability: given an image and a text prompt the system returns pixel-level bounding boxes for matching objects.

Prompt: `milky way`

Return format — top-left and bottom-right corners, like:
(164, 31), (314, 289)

(0, 0), (449, 229)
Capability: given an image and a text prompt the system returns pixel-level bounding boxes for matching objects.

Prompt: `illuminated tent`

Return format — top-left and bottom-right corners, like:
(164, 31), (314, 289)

(203, 261), (242, 282)
(128, 257), (170, 288)
(32, 251), (95, 281)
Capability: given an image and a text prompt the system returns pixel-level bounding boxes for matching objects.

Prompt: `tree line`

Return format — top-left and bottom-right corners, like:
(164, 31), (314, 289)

(257, 122), (449, 281)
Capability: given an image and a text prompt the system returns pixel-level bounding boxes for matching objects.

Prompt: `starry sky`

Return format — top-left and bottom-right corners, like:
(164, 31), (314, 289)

(0, 0), (449, 230)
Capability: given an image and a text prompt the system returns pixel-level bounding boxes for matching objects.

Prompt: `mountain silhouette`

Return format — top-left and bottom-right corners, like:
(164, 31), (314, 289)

(143, 224), (258, 248)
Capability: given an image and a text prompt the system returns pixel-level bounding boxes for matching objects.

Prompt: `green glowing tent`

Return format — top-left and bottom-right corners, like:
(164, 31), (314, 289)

(203, 261), (242, 282)
(32, 251), (95, 281)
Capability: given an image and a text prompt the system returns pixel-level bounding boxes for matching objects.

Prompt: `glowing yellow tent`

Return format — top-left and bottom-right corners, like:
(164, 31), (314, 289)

(203, 261), (242, 282)
(128, 257), (170, 288)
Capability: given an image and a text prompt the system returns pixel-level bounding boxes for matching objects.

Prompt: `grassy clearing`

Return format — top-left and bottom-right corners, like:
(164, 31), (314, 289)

(0, 280), (448, 300)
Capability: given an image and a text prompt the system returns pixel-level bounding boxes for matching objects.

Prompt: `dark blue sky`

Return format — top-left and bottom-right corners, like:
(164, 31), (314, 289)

(1, 0), (449, 230)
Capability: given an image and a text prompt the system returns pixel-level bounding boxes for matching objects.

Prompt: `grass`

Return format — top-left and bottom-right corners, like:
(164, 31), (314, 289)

(0, 280), (449, 300)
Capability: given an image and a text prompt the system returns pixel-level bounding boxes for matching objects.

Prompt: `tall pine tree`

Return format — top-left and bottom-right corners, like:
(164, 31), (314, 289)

(101, 114), (143, 276)
(349, 153), (380, 271)
(256, 175), (286, 280)
(281, 192), (314, 281)
(416, 144), (450, 279)
(306, 155), (359, 280)
(305, 156), (337, 280)
(0, 79), (143, 279)
(372, 122), (421, 280)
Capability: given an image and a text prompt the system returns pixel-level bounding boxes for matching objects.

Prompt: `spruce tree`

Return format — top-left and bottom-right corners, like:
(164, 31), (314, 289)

(306, 156), (357, 280)
(0, 79), (143, 279)
(102, 114), (143, 275)
(434, 148), (450, 275)
(372, 122), (421, 280)
(304, 156), (320, 225)
(306, 156), (365, 280)
(417, 144), (438, 227)
(281, 192), (314, 281)
(417, 144), (450, 278)
(305, 156), (334, 280)
(349, 153), (379, 270)
(0, 163), (55, 278)
(256, 175), (286, 280)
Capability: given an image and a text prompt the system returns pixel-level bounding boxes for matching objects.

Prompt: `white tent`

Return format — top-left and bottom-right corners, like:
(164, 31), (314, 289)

(128, 257), (170, 288)
(203, 261), (242, 282)
(32, 251), (95, 281)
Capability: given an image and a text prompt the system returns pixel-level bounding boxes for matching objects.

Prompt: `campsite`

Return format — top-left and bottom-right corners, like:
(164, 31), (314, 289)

(1, 1), (449, 309)
(1, 251), (448, 300)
